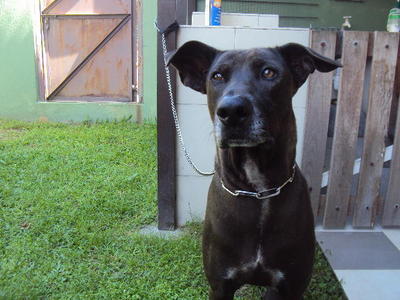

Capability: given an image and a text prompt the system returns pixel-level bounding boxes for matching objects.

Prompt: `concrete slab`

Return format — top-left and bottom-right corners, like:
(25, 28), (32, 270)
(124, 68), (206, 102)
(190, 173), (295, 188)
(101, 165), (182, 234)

(139, 225), (184, 239)
(316, 231), (400, 270)
(335, 270), (400, 300)
(384, 229), (400, 251)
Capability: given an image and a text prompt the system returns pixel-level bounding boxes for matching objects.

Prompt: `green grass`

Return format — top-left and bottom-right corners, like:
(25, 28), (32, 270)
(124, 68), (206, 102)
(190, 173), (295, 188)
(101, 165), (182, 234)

(0, 119), (345, 299)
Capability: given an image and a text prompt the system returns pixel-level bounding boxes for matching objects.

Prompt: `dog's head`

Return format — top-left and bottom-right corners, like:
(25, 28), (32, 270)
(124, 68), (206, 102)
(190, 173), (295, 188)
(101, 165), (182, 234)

(167, 41), (341, 149)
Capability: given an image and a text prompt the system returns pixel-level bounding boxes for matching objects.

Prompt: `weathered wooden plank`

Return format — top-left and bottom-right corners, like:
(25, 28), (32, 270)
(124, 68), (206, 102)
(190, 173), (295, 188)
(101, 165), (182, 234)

(320, 194), (386, 218)
(353, 32), (400, 228)
(157, 0), (195, 230)
(388, 42), (400, 143)
(383, 94), (400, 227)
(319, 195), (354, 217)
(302, 30), (337, 218)
(157, 0), (178, 230)
(132, 0), (142, 103)
(323, 31), (369, 229)
(45, 0), (131, 15)
(58, 18), (132, 100)
(43, 17), (123, 97)
(33, 1), (47, 100)
(367, 31), (374, 58)
(46, 16), (130, 100)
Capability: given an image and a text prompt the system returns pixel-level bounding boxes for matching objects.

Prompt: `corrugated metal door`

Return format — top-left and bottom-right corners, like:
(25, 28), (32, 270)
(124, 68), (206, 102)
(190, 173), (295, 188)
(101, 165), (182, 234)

(39, 0), (134, 101)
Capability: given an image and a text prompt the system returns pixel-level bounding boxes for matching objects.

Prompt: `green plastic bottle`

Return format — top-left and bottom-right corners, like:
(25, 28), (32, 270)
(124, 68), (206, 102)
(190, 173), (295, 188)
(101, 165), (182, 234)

(387, 0), (400, 32)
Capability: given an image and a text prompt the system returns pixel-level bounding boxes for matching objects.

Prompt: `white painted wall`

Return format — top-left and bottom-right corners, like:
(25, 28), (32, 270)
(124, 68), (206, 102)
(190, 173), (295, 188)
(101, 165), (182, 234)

(174, 25), (310, 226)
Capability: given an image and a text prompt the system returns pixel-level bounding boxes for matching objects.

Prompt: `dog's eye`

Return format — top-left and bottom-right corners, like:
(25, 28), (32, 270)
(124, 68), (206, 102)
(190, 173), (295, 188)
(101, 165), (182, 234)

(212, 72), (224, 81)
(262, 68), (276, 79)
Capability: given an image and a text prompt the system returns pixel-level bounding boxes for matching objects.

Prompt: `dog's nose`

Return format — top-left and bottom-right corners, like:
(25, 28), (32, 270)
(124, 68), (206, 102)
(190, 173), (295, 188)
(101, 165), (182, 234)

(216, 96), (251, 126)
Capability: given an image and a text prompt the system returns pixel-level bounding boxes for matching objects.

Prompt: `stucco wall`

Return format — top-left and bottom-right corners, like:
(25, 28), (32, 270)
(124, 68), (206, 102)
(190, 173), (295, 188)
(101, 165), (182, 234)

(0, 0), (157, 123)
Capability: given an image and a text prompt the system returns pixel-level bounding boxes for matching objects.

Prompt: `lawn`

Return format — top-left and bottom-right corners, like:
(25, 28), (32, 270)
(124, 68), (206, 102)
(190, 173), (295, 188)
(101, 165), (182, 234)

(0, 120), (345, 299)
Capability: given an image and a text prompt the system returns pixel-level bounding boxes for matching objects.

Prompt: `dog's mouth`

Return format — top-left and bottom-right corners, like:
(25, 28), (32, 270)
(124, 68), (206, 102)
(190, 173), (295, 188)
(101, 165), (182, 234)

(216, 136), (274, 149)
(214, 118), (274, 148)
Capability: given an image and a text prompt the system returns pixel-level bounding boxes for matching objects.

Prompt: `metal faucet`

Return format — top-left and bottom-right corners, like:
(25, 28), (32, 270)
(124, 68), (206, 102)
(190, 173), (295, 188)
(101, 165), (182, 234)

(342, 16), (352, 30)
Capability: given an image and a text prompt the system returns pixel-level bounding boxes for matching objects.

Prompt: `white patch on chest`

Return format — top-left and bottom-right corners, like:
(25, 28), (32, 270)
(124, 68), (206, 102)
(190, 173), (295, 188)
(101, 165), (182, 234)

(255, 245), (263, 264)
(269, 269), (285, 287)
(224, 158), (285, 286)
(224, 245), (263, 280)
(243, 156), (271, 226)
(223, 246), (285, 287)
(243, 157), (267, 191)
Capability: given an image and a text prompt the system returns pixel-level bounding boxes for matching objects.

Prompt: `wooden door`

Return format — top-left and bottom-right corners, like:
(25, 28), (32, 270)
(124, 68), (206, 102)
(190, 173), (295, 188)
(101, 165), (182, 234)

(38, 0), (135, 101)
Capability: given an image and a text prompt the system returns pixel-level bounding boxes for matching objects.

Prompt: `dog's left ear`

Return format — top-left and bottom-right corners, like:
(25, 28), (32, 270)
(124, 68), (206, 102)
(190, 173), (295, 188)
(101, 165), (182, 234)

(166, 41), (219, 94)
(278, 43), (342, 90)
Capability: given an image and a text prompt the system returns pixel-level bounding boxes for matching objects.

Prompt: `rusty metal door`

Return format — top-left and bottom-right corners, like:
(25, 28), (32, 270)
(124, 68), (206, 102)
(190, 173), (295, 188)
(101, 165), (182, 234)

(39, 0), (135, 101)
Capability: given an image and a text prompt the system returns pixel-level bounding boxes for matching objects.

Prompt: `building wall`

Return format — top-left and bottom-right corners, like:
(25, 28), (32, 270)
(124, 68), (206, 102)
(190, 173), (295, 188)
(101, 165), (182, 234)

(0, 0), (157, 123)
(197, 0), (394, 31)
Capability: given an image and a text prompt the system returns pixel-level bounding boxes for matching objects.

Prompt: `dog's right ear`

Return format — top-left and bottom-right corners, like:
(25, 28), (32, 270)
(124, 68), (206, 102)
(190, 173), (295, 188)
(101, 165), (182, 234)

(278, 43), (342, 91)
(167, 41), (219, 94)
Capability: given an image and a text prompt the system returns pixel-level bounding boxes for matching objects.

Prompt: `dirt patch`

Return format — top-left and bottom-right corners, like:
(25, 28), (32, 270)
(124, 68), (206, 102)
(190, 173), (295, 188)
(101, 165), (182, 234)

(0, 129), (25, 141)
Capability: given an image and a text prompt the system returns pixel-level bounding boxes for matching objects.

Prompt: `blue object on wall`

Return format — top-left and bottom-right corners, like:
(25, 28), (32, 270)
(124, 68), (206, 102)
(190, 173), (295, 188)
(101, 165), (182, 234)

(210, 0), (222, 26)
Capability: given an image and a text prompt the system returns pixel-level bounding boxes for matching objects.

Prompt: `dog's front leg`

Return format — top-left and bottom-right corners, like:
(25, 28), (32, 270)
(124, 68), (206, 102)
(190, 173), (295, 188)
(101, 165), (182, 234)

(263, 289), (284, 300)
(262, 285), (305, 300)
(208, 281), (237, 300)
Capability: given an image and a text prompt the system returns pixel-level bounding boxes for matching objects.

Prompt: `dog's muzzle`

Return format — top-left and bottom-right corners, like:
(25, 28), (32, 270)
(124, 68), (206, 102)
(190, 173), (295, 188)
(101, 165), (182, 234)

(216, 95), (252, 127)
(214, 95), (270, 148)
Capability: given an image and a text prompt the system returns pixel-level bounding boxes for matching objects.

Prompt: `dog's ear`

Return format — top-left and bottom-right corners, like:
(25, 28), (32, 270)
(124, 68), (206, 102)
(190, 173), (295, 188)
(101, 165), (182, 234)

(167, 41), (219, 94)
(278, 43), (342, 90)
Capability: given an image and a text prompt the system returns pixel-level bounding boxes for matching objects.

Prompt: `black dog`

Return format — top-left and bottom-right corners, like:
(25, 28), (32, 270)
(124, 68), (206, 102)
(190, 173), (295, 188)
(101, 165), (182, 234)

(168, 41), (340, 300)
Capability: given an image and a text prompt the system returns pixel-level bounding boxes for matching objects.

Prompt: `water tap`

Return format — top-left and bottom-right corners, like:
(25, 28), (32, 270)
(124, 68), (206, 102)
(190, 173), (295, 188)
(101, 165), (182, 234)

(342, 16), (352, 30)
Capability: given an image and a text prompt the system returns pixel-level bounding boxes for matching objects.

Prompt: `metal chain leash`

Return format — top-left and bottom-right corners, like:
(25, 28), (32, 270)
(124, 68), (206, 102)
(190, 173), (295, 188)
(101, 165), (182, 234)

(160, 32), (215, 176)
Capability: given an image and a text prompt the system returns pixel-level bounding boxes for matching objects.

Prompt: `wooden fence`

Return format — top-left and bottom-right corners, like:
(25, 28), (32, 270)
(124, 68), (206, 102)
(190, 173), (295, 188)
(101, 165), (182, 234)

(302, 30), (400, 229)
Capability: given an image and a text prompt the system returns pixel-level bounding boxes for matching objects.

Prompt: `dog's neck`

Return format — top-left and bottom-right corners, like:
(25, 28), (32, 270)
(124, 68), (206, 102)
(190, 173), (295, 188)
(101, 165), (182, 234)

(215, 125), (296, 192)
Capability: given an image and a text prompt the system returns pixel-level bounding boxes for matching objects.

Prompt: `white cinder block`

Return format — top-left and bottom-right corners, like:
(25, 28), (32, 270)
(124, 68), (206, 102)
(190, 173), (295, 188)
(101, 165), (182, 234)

(234, 27), (309, 49)
(191, 12), (204, 26)
(178, 26), (235, 50)
(175, 26), (235, 105)
(176, 79), (207, 105)
(222, 13), (259, 27)
(176, 104), (216, 176)
(177, 175), (213, 226)
(191, 12), (279, 28)
(258, 15), (280, 28)
(293, 81), (308, 109)
(294, 106), (306, 165)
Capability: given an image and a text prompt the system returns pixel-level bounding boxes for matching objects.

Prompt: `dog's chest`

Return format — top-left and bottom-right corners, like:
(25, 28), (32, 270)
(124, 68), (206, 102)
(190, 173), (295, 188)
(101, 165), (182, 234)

(243, 157), (271, 225)
(224, 245), (263, 279)
(243, 157), (268, 191)
(224, 244), (284, 287)
(222, 158), (284, 285)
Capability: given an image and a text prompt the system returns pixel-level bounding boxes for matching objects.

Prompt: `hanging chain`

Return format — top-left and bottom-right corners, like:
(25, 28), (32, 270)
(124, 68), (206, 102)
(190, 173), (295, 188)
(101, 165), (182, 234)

(160, 32), (215, 176)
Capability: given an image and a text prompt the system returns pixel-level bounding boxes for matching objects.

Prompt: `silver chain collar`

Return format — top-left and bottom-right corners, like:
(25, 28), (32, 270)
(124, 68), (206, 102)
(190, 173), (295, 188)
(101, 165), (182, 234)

(221, 164), (296, 200)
